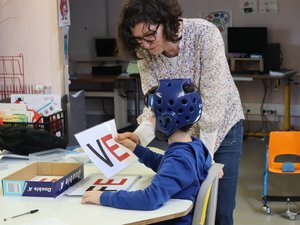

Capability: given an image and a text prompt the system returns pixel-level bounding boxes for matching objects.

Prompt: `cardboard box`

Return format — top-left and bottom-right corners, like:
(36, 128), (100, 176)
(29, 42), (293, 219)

(2, 162), (84, 197)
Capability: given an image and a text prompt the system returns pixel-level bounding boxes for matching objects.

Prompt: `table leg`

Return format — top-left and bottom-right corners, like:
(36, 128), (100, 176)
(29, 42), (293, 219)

(284, 79), (291, 130)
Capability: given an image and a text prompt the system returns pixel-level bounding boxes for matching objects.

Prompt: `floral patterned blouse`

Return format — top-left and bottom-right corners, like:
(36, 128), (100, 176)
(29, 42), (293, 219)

(135, 18), (244, 154)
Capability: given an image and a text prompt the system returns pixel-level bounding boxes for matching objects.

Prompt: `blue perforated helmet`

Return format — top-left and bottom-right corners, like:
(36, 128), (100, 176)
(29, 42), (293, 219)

(146, 79), (202, 140)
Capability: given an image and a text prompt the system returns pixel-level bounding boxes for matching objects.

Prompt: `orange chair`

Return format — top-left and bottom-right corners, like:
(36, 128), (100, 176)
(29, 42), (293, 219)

(262, 131), (300, 220)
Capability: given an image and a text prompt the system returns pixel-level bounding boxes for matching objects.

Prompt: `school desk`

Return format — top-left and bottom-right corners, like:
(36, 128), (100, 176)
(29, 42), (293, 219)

(0, 160), (193, 225)
(232, 70), (297, 133)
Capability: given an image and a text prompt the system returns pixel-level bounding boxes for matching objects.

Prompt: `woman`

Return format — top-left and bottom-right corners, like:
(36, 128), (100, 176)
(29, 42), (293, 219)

(116, 1), (244, 225)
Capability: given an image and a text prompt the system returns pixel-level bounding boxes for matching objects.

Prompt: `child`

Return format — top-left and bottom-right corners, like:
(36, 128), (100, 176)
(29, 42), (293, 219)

(81, 78), (212, 225)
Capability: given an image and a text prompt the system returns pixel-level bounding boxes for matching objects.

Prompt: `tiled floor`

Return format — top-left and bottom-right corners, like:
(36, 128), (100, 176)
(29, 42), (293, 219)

(234, 137), (300, 224)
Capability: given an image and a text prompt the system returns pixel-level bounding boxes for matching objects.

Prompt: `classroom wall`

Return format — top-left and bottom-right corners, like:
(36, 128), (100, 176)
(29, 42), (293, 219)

(69, 0), (107, 61)
(0, 0), (65, 96)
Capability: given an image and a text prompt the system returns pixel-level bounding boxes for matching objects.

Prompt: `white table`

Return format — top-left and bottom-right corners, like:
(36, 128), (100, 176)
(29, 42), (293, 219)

(0, 160), (193, 225)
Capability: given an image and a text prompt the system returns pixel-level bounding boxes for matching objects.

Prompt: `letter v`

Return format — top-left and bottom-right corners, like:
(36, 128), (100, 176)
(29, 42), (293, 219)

(87, 139), (113, 167)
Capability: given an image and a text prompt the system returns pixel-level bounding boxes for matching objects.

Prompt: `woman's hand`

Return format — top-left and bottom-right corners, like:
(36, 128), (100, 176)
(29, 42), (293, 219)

(81, 190), (102, 205)
(115, 132), (140, 151)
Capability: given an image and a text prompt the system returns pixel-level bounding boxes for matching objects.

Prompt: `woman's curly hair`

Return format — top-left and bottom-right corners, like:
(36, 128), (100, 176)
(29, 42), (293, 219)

(117, 0), (182, 59)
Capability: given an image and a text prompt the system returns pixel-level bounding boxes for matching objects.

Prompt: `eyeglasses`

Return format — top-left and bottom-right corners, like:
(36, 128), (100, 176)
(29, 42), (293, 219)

(131, 24), (160, 45)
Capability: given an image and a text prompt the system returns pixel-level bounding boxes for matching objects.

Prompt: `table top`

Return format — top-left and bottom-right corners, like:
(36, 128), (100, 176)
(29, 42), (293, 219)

(72, 71), (297, 82)
(0, 160), (193, 225)
(70, 74), (136, 84)
(232, 70), (297, 80)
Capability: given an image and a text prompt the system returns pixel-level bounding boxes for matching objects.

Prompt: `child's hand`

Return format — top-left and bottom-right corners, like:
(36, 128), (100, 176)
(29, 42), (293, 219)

(81, 190), (102, 205)
(116, 137), (137, 151)
(115, 132), (138, 151)
(116, 132), (140, 144)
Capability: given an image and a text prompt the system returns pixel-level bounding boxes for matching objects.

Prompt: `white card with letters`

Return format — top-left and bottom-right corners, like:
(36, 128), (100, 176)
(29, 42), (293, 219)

(75, 119), (138, 178)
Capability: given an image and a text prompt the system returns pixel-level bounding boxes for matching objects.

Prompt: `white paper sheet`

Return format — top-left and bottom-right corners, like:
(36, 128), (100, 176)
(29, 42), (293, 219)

(75, 119), (138, 178)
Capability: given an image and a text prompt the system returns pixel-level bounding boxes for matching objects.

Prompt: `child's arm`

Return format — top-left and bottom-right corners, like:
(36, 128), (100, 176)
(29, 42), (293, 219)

(116, 133), (163, 171)
(99, 152), (196, 210)
(134, 145), (163, 172)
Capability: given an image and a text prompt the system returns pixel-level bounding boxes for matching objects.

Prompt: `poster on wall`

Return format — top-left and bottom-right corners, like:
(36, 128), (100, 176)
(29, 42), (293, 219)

(57, 0), (70, 27)
(201, 10), (232, 35)
(240, 0), (258, 14)
(259, 0), (278, 14)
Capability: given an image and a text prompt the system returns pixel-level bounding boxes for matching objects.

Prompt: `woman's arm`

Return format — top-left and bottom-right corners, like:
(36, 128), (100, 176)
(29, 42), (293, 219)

(133, 108), (155, 146)
(132, 58), (159, 146)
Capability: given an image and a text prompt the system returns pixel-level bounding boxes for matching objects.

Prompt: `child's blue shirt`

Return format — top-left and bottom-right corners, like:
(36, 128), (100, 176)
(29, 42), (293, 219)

(100, 137), (212, 225)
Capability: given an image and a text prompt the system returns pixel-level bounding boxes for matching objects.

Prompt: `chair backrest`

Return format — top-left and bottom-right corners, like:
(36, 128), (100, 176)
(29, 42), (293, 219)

(192, 163), (224, 225)
(268, 131), (300, 173)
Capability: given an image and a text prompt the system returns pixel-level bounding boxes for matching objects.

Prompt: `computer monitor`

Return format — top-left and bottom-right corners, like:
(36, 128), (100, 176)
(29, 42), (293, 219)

(94, 37), (119, 61)
(227, 27), (268, 56)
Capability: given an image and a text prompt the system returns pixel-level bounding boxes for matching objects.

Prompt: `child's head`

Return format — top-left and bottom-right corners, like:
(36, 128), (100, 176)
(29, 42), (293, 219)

(145, 79), (202, 140)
